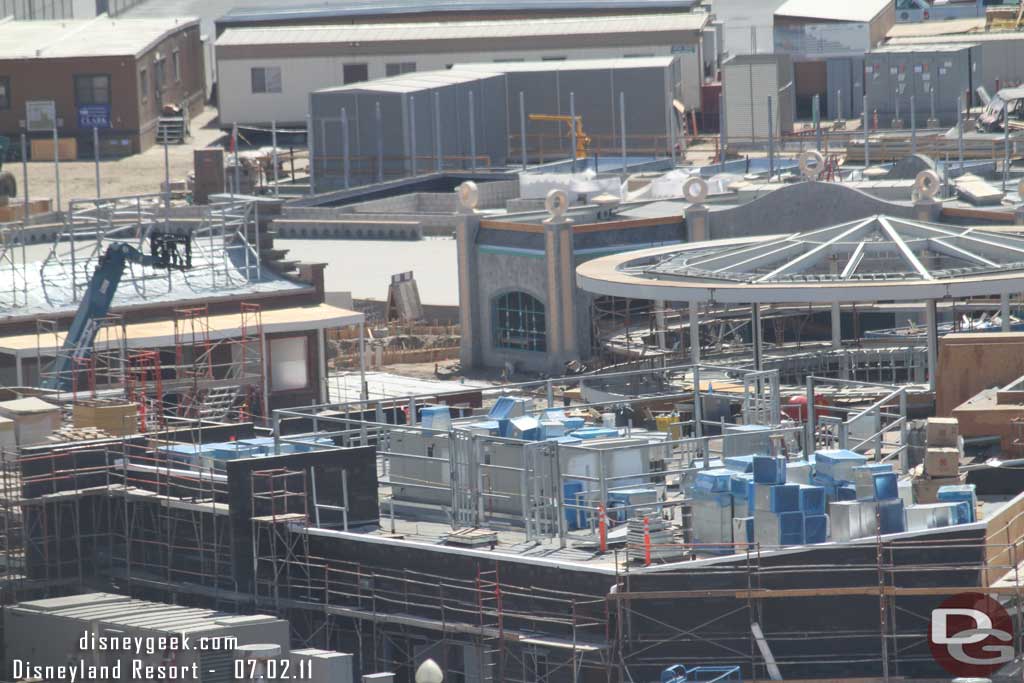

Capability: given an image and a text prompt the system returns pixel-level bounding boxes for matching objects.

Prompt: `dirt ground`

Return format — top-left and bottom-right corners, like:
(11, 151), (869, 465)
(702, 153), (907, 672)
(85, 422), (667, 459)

(16, 107), (227, 209)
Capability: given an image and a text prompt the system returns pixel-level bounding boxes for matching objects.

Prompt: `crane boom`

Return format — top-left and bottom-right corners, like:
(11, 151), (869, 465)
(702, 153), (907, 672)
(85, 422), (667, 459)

(528, 114), (591, 159)
(42, 235), (191, 391)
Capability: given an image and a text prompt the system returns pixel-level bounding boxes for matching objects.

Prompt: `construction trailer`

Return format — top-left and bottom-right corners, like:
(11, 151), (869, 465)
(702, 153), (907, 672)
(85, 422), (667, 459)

(887, 31), (1024, 101)
(865, 43), (981, 126)
(722, 53), (796, 146)
(309, 71), (508, 192)
(453, 57), (684, 161)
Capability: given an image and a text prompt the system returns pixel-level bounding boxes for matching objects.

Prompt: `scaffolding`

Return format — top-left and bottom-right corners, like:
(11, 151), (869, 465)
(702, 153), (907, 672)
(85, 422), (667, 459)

(0, 193), (263, 316)
(36, 314), (128, 399)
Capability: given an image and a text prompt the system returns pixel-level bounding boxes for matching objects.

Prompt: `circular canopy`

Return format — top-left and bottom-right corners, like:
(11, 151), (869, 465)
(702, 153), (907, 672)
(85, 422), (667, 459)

(577, 215), (1024, 303)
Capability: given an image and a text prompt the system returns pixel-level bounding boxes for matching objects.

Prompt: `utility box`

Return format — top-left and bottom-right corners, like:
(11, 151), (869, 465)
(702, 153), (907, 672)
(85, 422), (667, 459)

(722, 53), (795, 145)
(193, 147), (226, 204)
(865, 44), (980, 126)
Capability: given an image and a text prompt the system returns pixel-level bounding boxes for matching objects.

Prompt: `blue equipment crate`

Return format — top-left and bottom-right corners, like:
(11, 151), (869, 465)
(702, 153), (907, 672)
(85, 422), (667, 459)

(814, 449), (867, 481)
(837, 485), (857, 501)
(695, 468), (733, 493)
(937, 484), (976, 523)
(724, 454), (755, 473)
(953, 501), (971, 525)
(778, 510), (804, 545)
(804, 513), (829, 544)
(562, 481), (587, 531)
(877, 499), (905, 534)
(730, 473), (752, 498)
(563, 417), (585, 430)
(798, 485), (826, 515)
(752, 455), (786, 484)
(872, 472), (899, 500)
(509, 415), (541, 440)
(488, 396), (526, 420)
(770, 484), (800, 513)
(570, 427), (619, 440)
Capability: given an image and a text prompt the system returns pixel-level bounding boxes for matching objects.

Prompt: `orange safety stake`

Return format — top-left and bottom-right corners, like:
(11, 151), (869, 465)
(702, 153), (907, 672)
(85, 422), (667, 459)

(598, 505), (608, 553)
(643, 515), (652, 567)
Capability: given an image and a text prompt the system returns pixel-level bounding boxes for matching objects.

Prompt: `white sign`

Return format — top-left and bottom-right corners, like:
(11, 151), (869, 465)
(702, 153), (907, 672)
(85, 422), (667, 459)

(25, 100), (56, 132)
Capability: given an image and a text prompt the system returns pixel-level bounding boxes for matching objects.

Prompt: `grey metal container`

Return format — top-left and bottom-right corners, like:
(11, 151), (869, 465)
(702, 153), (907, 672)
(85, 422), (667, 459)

(455, 57), (683, 161)
(865, 44), (979, 126)
(310, 71), (508, 192)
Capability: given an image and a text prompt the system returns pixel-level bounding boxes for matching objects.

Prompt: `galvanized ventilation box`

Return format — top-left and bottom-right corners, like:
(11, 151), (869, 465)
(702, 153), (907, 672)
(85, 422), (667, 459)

(310, 71), (508, 192)
(722, 53), (795, 145)
(865, 43), (980, 126)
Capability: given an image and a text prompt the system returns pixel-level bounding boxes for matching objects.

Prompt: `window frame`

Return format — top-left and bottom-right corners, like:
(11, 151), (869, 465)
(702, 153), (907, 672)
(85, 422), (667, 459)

(139, 68), (148, 103)
(251, 66), (282, 94)
(492, 291), (547, 352)
(74, 74), (111, 108)
(385, 62), (416, 77)
(172, 49), (181, 83)
(342, 63), (369, 85)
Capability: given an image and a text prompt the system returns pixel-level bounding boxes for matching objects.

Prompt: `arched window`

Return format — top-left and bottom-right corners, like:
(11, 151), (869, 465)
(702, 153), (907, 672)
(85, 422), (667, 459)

(493, 291), (546, 352)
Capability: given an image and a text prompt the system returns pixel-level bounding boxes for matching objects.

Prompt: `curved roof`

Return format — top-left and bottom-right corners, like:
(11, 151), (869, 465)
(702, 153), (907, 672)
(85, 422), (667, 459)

(577, 215), (1024, 303)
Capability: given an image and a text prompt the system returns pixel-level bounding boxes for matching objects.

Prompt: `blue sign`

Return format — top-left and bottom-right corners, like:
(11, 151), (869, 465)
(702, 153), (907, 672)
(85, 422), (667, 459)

(78, 104), (111, 129)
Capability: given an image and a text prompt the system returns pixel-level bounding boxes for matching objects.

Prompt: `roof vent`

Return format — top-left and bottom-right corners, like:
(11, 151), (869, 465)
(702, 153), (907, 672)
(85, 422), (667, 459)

(592, 193), (621, 219)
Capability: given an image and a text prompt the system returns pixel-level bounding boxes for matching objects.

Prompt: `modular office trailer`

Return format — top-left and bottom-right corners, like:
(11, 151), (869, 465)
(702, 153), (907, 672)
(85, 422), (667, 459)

(453, 57), (683, 161)
(309, 71), (508, 192)
(865, 43), (980, 126)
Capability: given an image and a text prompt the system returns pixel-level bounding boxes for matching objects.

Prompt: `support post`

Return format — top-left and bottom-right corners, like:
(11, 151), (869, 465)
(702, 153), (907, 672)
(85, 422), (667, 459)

(831, 302), (842, 349)
(910, 96), (917, 156)
(767, 96), (774, 179)
(1002, 293), (1011, 332)
(689, 301), (701, 365)
(718, 91), (726, 172)
(570, 91), (577, 173)
(232, 123), (241, 198)
(271, 120), (279, 197)
(93, 126), (100, 198)
(620, 91), (627, 174)
(751, 303), (763, 371)
(52, 125), (61, 216)
(358, 320), (367, 401)
(813, 94), (821, 152)
(863, 95), (870, 168)
(306, 114), (315, 194)
(20, 133), (29, 225)
(928, 88), (939, 127)
(375, 101), (384, 183)
(468, 90), (477, 171)
(435, 91), (443, 173)
(957, 95), (965, 173)
(341, 108), (350, 189)
(408, 96), (416, 178)
(925, 299), (938, 392)
(519, 91), (527, 171)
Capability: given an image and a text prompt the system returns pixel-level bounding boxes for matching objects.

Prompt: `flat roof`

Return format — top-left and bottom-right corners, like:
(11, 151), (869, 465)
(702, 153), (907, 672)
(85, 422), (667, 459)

(775, 0), (889, 23)
(0, 303), (362, 356)
(215, 12), (708, 48)
(0, 16), (199, 59)
(315, 69), (501, 95)
(452, 55), (676, 71)
(218, 0), (702, 24)
(869, 43), (978, 54)
(886, 16), (985, 39)
(888, 30), (1024, 46)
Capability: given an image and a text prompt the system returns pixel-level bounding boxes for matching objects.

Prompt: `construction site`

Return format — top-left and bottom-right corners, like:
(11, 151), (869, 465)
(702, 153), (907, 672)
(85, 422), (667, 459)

(9, 1), (1024, 683)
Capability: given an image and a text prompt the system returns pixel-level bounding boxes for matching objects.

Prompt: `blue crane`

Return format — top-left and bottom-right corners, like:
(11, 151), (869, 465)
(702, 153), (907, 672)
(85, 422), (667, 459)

(42, 234), (192, 391)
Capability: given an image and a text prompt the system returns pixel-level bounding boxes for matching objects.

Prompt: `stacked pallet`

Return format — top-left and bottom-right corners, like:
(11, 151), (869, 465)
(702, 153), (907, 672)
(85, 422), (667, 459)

(627, 516), (685, 562)
(47, 425), (114, 443)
